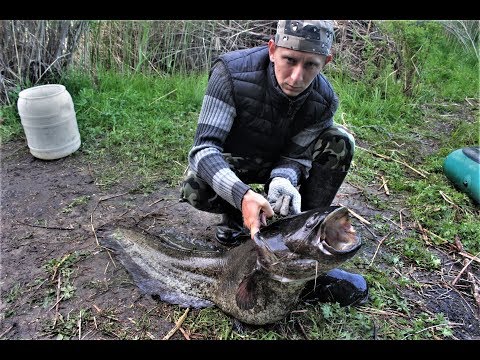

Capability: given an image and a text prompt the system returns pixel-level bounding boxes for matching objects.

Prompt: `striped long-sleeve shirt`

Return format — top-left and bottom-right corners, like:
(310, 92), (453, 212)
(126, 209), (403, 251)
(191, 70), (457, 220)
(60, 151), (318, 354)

(188, 59), (337, 210)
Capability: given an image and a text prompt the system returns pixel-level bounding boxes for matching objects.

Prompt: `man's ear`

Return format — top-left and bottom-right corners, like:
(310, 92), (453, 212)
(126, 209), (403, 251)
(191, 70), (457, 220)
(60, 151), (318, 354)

(268, 39), (276, 62)
(325, 54), (333, 65)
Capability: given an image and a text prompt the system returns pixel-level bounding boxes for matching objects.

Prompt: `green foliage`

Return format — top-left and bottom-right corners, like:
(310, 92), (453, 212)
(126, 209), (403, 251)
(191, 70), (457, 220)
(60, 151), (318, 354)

(0, 102), (23, 143)
(67, 69), (208, 186)
(5, 283), (23, 303)
(43, 309), (92, 340)
(421, 28), (479, 100)
(334, 22), (479, 259)
(62, 195), (91, 213)
(379, 20), (478, 101)
(42, 251), (88, 307)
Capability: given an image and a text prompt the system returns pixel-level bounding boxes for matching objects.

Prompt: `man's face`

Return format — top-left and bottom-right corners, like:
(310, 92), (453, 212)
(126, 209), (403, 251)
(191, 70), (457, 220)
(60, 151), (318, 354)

(268, 39), (331, 97)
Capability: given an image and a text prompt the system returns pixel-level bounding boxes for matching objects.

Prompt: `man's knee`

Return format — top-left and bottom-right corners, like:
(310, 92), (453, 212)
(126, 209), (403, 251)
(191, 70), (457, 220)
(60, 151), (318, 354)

(312, 125), (355, 171)
(180, 170), (229, 214)
(180, 171), (213, 211)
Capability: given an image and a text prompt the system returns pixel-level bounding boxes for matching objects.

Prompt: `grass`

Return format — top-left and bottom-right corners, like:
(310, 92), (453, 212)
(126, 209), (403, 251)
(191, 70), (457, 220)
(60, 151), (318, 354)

(42, 251), (89, 307)
(1, 20), (478, 340)
(62, 195), (91, 213)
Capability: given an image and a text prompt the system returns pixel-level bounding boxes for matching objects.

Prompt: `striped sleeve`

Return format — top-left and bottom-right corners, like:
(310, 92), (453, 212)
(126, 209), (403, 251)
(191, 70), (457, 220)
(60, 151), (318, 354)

(188, 62), (251, 209)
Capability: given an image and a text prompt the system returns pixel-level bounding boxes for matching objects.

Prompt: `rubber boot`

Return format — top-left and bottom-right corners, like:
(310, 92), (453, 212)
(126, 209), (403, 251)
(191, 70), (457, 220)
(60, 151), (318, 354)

(301, 268), (368, 307)
(215, 210), (248, 247)
(300, 167), (349, 210)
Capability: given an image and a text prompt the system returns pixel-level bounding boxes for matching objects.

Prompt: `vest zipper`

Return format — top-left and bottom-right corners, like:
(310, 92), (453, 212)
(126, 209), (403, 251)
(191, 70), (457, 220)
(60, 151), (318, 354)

(286, 100), (297, 119)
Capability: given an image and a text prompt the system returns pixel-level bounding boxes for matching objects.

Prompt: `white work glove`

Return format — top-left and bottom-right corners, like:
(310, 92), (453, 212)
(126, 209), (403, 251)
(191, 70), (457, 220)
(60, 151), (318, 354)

(267, 177), (301, 216)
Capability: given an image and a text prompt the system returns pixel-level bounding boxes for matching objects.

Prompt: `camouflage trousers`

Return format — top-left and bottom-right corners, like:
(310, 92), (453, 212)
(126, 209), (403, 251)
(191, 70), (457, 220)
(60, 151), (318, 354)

(180, 124), (355, 214)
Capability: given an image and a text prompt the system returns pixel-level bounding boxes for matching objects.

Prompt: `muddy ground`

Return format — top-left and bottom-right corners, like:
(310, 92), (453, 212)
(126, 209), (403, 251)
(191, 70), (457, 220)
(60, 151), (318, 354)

(1, 136), (479, 340)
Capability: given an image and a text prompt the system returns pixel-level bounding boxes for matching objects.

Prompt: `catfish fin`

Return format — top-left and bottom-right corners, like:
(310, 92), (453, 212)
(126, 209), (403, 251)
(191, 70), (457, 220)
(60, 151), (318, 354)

(235, 269), (259, 310)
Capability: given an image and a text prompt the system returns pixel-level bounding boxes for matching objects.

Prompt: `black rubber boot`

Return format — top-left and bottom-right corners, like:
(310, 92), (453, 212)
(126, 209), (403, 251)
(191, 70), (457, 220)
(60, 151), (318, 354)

(215, 210), (248, 247)
(300, 167), (349, 211)
(301, 268), (368, 307)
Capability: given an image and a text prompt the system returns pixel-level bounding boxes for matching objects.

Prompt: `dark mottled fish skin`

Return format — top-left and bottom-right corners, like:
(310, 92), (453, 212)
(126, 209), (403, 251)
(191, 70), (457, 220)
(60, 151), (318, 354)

(99, 206), (362, 325)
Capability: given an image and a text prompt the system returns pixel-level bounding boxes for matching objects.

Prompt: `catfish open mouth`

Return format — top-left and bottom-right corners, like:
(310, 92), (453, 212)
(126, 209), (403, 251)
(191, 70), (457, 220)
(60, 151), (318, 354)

(317, 206), (361, 254)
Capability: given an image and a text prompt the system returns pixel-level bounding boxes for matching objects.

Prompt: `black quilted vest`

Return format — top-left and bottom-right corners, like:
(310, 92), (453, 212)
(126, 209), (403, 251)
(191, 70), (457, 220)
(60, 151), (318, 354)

(216, 45), (337, 162)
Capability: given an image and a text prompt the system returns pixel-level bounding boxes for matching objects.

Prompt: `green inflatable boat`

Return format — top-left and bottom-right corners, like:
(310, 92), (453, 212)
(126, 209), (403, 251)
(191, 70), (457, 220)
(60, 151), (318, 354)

(443, 146), (480, 204)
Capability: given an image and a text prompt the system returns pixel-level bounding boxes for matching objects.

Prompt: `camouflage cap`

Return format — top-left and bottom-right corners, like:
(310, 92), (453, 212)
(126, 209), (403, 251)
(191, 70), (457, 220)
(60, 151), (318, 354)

(275, 20), (334, 56)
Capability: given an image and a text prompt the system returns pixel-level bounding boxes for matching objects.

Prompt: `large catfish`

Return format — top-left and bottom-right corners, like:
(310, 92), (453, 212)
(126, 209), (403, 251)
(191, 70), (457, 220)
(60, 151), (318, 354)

(99, 205), (362, 325)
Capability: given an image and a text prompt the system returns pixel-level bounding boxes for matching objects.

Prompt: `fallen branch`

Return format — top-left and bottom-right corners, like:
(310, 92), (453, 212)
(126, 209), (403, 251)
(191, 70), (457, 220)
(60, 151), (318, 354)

(418, 226), (447, 245)
(51, 275), (63, 329)
(90, 192), (129, 264)
(80, 329), (94, 340)
(163, 308), (190, 340)
(90, 213), (99, 246)
(0, 324), (15, 338)
(383, 216), (403, 230)
(358, 306), (408, 318)
(378, 175), (390, 195)
(99, 245), (117, 269)
(178, 327), (191, 340)
(362, 223), (378, 239)
(458, 251), (480, 265)
(15, 220), (75, 231)
(296, 319), (309, 340)
(439, 190), (473, 215)
(339, 204), (371, 225)
(78, 310), (82, 340)
(451, 252), (479, 286)
(98, 191), (130, 202)
(148, 198), (165, 207)
(399, 208), (407, 230)
(357, 146), (428, 178)
(369, 231), (393, 266)
(468, 272), (480, 317)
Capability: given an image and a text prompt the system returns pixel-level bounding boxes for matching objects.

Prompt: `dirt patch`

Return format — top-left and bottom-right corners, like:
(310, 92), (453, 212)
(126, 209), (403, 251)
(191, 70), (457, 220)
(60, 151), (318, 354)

(1, 138), (479, 340)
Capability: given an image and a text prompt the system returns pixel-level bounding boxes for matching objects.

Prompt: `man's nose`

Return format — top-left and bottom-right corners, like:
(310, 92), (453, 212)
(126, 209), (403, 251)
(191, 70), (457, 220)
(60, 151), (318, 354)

(290, 65), (304, 83)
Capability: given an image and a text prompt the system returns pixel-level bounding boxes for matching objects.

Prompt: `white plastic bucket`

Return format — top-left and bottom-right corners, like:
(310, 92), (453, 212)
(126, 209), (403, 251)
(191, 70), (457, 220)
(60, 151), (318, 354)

(17, 84), (81, 160)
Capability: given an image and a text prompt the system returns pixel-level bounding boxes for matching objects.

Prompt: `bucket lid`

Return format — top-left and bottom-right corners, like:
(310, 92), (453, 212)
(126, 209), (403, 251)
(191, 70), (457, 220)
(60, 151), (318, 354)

(19, 84), (66, 100)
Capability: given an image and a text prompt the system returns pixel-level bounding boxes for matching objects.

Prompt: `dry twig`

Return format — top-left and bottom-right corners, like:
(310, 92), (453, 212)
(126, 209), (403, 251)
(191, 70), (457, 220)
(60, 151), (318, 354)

(0, 325), (15, 338)
(358, 306), (408, 318)
(339, 204), (371, 225)
(369, 231), (393, 266)
(357, 146), (428, 178)
(163, 308), (190, 340)
(15, 220), (75, 231)
(178, 327), (191, 340)
(51, 275), (63, 328)
(89, 192), (129, 263)
(399, 208), (407, 230)
(458, 251), (480, 265)
(417, 225), (442, 245)
(439, 190), (473, 215)
(468, 272), (480, 317)
(378, 175), (390, 195)
(451, 254), (479, 286)
(78, 311), (82, 340)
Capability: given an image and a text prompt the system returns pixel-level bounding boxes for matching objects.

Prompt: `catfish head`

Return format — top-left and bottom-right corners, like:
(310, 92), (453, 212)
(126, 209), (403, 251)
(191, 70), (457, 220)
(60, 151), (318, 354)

(253, 206), (361, 283)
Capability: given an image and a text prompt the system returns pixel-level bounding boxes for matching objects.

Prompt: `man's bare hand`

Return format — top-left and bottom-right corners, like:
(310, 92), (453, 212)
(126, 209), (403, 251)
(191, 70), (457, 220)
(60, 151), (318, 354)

(241, 189), (274, 239)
